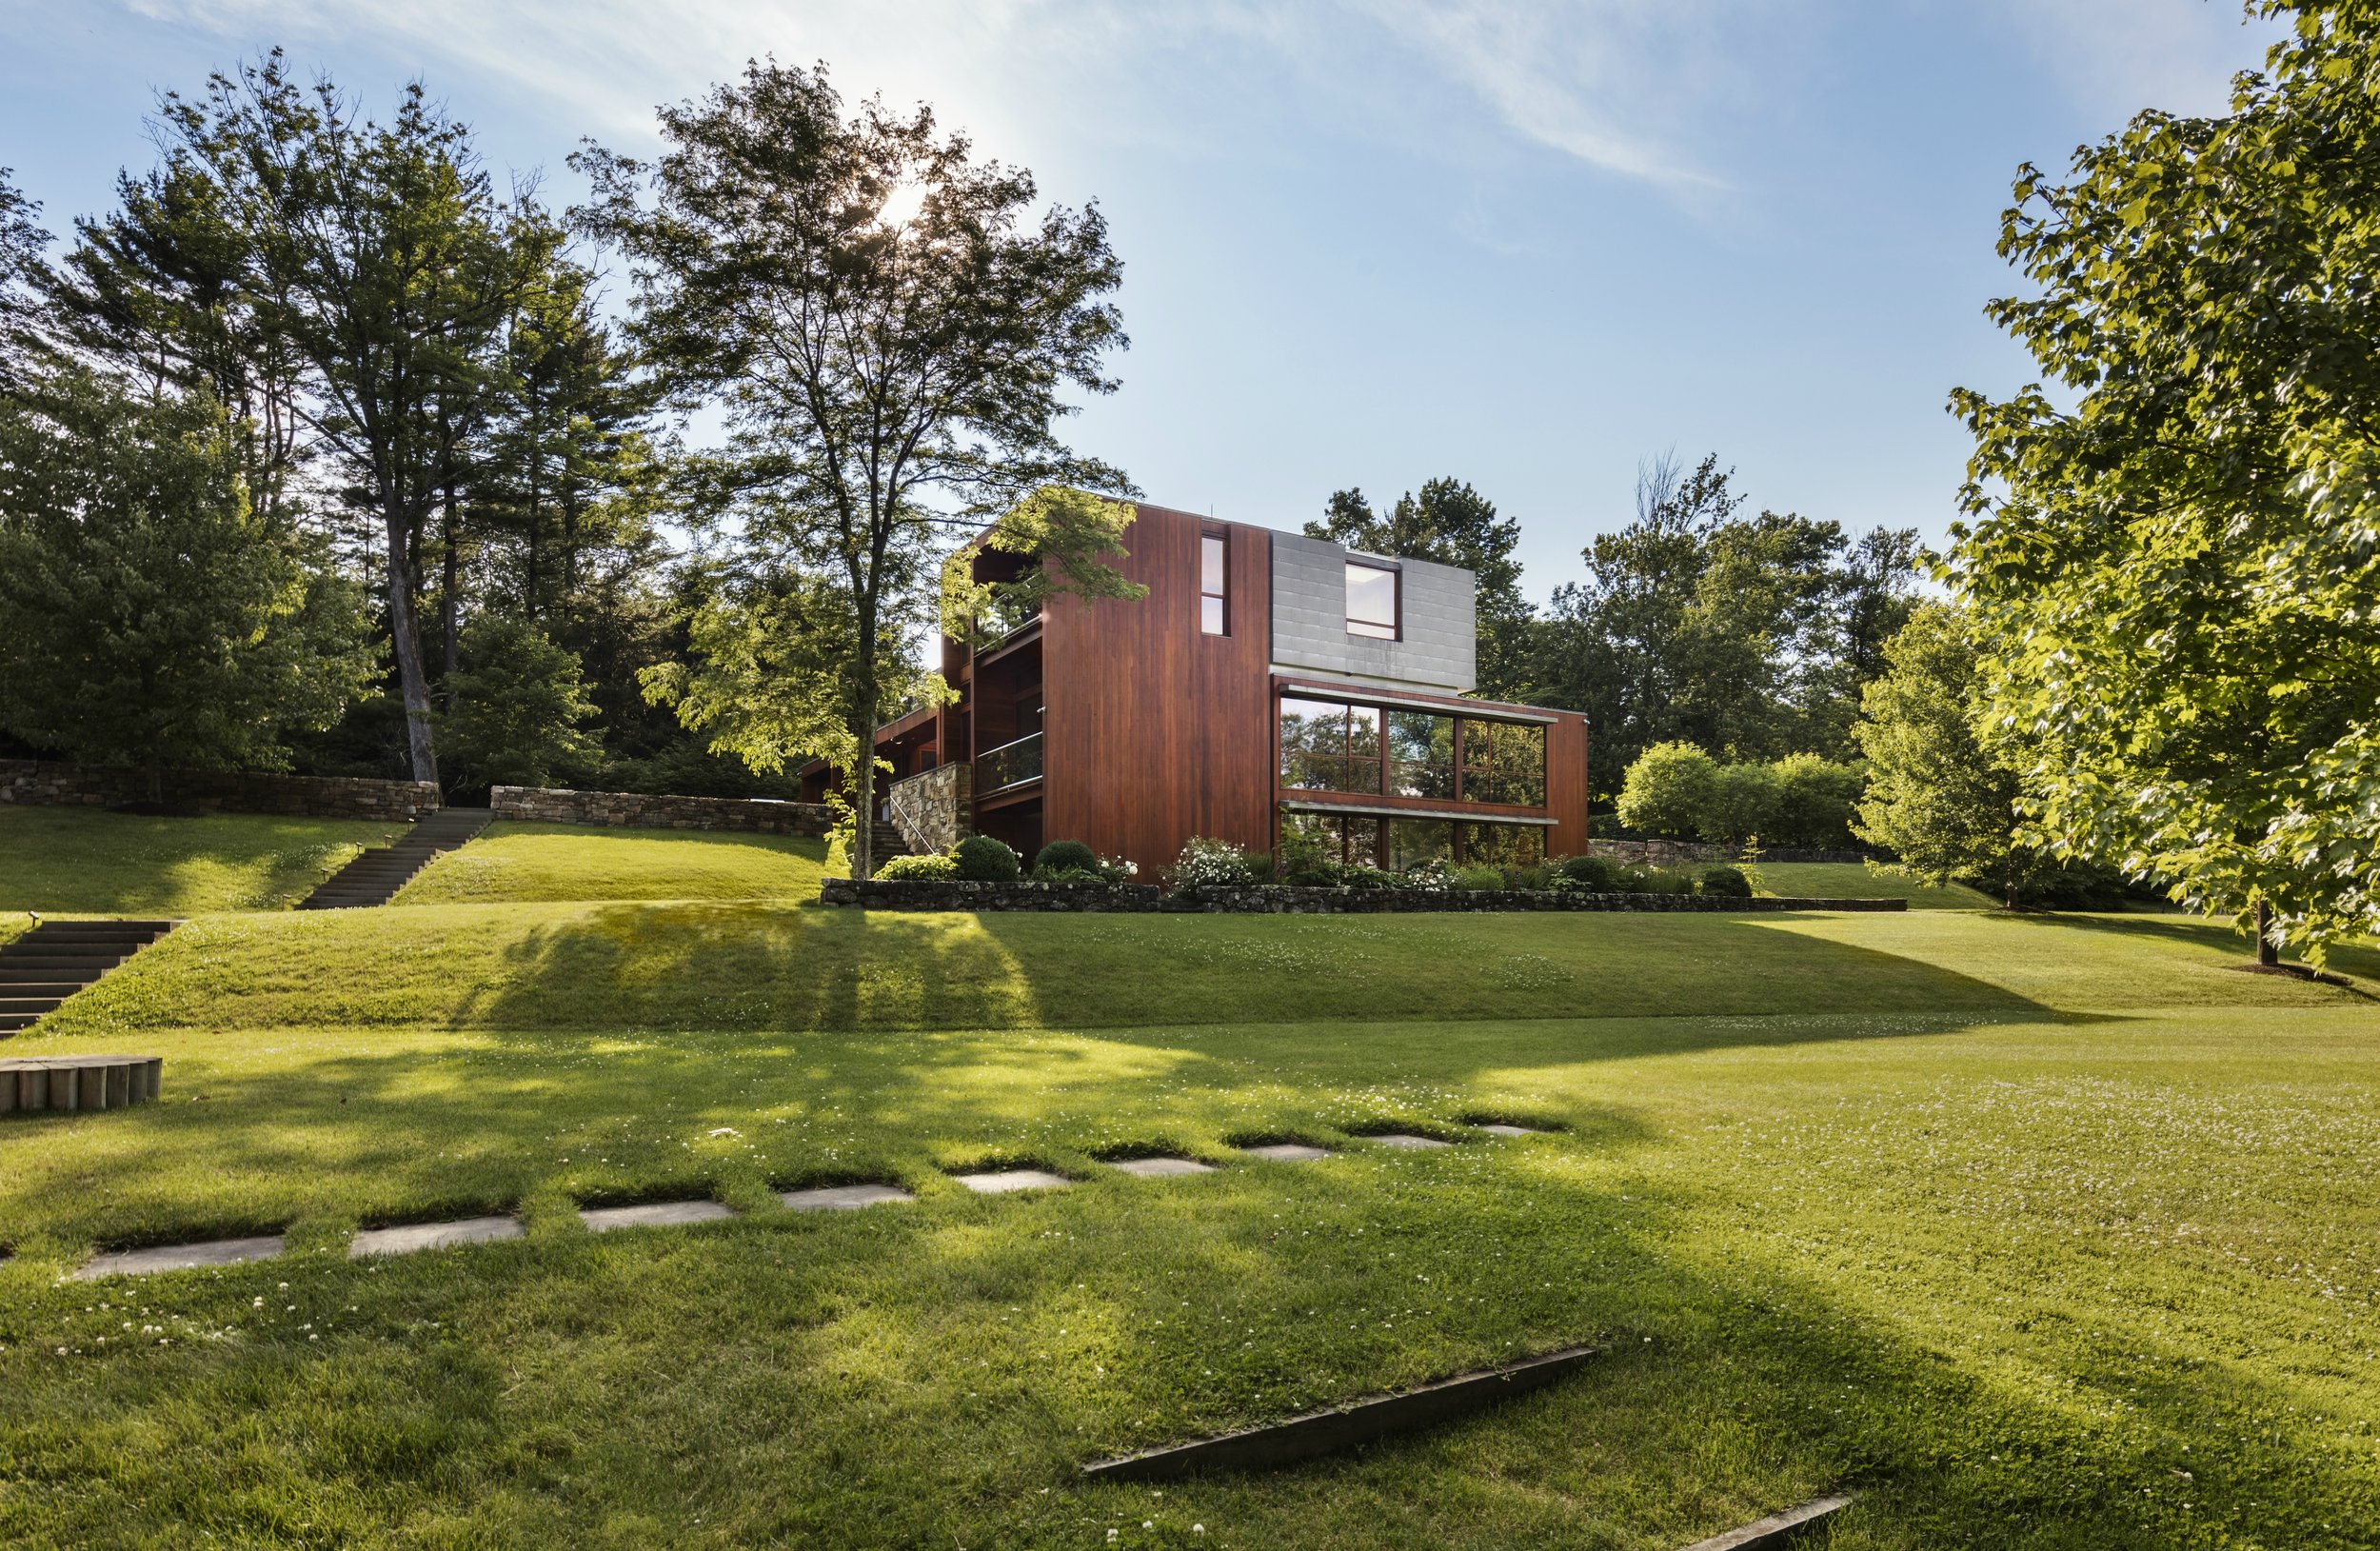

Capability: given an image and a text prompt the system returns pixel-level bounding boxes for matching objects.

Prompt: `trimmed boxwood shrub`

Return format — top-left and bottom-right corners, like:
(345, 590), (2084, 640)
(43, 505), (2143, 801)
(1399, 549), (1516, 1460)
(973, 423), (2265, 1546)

(1697, 865), (1753, 899)
(876, 852), (959, 881)
(952, 835), (1021, 882)
(1034, 839), (1099, 877)
(1556, 854), (1616, 890)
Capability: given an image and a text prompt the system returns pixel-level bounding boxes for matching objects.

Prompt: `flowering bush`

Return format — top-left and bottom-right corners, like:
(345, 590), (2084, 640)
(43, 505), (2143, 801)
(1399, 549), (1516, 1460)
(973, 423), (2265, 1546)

(875, 852), (959, 881)
(1167, 836), (1267, 888)
(1402, 859), (1456, 893)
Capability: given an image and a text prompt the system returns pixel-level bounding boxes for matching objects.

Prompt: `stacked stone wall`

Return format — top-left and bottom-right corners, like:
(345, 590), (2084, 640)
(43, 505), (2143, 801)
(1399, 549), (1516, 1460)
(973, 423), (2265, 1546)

(491, 785), (838, 836)
(0, 759), (439, 821)
(1588, 838), (1877, 866)
(818, 878), (1906, 914)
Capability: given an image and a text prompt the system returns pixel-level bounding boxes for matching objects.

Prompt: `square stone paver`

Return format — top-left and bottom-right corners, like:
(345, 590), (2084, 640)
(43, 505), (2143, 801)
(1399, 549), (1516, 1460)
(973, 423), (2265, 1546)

(1241, 1143), (1332, 1163)
(1369, 1133), (1453, 1151)
(953, 1168), (1073, 1194)
(349, 1216), (524, 1258)
(73, 1235), (287, 1280)
(580, 1200), (738, 1233)
(781, 1183), (914, 1211)
(1476, 1123), (1544, 1138)
(1109, 1156), (1217, 1179)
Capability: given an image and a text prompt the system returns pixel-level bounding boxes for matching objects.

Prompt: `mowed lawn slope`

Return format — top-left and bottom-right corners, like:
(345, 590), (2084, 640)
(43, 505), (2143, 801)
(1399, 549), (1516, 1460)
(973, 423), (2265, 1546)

(392, 820), (830, 905)
(1, 820), (2375, 1549)
(0, 805), (399, 914)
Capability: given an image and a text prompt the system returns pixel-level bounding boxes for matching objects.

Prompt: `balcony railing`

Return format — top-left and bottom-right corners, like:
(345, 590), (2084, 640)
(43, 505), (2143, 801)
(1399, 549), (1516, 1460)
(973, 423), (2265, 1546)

(976, 731), (1043, 794)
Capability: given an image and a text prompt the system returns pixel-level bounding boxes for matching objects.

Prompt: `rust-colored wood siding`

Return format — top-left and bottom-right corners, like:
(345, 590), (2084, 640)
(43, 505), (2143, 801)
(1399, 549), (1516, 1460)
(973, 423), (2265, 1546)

(1545, 711), (1591, 857)
(1041, 505), (1274, 873)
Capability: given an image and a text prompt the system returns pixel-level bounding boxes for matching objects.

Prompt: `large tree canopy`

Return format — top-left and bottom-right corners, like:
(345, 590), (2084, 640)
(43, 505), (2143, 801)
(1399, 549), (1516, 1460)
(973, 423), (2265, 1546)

(1951, 0), (2380, 961)
(579, 60), (1134, 876)
(0, 369), (376, 787)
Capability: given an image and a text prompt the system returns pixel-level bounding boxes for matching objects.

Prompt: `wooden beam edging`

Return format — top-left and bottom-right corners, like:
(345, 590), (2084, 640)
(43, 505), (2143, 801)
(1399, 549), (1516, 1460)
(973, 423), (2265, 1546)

(1676, 1493), (1855, 1551)
(1081, 1344), (1597, 1482)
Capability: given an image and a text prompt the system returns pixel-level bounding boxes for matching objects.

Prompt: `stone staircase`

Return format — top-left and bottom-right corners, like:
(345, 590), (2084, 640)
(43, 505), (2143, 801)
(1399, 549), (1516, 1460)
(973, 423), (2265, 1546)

(297, 808), (494, 910)
(0, 919), (181, 1037)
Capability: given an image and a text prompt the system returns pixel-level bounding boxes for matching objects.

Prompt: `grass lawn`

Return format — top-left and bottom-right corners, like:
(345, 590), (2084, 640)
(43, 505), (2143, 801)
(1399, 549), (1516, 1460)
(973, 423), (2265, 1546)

(0, 806), (400, 915)
(2, 828), (2376, 1547)
(393, 821), (830, 905)
(1755, 861), (1998, 910)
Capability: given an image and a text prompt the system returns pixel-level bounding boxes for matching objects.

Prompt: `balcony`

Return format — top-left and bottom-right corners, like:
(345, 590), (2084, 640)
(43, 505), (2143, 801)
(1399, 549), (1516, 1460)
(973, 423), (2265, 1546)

(975, 731), (1043, 795)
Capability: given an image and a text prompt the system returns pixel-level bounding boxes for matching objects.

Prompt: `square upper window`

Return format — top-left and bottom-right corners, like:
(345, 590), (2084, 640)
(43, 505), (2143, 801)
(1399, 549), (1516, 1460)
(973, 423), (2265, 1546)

(1346, 562), (1398, 640)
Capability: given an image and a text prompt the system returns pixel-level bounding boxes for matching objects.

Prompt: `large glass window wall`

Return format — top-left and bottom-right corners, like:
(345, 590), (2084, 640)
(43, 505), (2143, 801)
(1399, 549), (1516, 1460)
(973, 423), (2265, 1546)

(1279, 696), (1547, 807)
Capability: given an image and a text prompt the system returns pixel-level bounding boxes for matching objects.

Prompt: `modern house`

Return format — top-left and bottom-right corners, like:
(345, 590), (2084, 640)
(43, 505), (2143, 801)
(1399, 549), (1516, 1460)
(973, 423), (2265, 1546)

(802, 503), (1590, 874)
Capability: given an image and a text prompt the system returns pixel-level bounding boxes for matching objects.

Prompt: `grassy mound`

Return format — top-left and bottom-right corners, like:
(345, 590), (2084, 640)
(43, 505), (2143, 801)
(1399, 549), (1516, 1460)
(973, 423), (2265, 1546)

(394, 821), (830, 905)
(0, 806), (398, 914)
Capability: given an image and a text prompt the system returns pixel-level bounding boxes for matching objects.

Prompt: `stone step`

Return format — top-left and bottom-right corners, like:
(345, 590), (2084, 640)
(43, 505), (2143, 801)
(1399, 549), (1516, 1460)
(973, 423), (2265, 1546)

(0, 941), (136, 959)
(0, 958), (128, 979)
(0, 997), (66, 1015)
(0, 983), (79, 999)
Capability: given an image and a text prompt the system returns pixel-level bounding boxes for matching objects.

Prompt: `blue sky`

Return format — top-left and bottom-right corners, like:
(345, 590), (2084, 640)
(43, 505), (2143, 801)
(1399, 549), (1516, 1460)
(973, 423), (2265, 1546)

(1, 1), (2280, 603)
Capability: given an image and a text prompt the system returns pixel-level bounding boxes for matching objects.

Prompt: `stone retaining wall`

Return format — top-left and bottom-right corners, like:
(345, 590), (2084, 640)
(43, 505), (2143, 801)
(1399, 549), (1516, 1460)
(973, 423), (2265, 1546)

(491, 785), (839, 836)
(1589, 839), (1878, 866)
(0, 759), (439, 821)
(819, 878), (1908, 914)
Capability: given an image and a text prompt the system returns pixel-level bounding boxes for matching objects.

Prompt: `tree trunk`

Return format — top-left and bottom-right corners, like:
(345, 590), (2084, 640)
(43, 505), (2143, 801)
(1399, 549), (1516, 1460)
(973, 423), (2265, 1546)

(384, 507), (441, 786)
(849, 610), (878, 881)
(2255, 900), (2280, 967)
(441, 487), (461, 681)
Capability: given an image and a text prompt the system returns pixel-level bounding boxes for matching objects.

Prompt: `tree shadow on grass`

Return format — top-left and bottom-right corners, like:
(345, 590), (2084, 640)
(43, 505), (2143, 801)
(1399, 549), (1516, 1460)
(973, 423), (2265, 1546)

(0, 1097), (2370, 1549)
(1990, 910), (2380, 989)
(452, 904), (2059, 1037)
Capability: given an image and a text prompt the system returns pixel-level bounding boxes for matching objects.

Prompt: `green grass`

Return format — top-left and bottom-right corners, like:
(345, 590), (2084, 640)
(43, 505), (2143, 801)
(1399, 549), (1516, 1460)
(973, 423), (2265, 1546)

(0, 806), (399, 915)
(2, 838), (2377, 1547)
(393, 821), (831, 905)
(1755, 861), (1998, 910)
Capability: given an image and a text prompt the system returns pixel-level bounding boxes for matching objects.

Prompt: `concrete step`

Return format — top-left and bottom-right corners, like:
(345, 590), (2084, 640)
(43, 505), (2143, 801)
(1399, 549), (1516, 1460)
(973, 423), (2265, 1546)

(0, 996), (67, 1012)
(0, 942), (137, 960)
(0, 983), (80, 998)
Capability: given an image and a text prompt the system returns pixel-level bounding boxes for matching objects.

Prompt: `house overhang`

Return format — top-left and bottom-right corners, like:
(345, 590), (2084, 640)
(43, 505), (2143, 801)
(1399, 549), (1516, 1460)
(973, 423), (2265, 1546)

(1271, 674), (1561, 726)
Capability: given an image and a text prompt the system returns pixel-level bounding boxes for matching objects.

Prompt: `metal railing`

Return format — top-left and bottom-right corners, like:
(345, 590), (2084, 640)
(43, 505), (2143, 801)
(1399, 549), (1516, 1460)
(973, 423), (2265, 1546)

(975, 731), (1043, 794)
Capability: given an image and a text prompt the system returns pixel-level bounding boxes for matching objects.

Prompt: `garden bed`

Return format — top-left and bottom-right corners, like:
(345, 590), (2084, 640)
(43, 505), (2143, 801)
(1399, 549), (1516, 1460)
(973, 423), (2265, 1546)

(818, 879), (1909, 913)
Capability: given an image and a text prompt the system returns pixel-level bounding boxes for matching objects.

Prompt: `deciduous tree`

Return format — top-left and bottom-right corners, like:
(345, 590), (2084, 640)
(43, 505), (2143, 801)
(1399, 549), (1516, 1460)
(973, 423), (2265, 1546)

(1951, 0), (2380, 961)
(0, 369), (375, 791)
(578, 60), (1134, 877)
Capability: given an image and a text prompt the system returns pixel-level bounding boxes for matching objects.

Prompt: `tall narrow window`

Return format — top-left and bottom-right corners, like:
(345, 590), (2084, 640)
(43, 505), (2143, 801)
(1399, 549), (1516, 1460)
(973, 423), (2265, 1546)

(1346, 562), (1398, 639)
(1200, 532), (1228, 635)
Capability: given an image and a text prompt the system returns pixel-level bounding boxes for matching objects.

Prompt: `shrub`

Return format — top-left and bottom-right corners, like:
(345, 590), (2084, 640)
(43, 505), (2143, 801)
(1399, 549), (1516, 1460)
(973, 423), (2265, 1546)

(1278, 825), (1341, 886)
(1168, 836), (1265, 889)
(951, 835), (1021, 882)
(1402, 859), (1456, 893)
(876, 852), (959, 881)
(1033, 839), (1099, 877)
(1697, 865), (1753, 898)
(1504, 864), (1553, 891)
(1454, 864), (1504, 891)
(1645, 865), (1696, 894)
(1697, 762), (1781, 845)
(1341, 864), (1403, 889)
(1616, 742), (1718, 838)
(1556, 854), (1616, 889)
(1769, 753), (1866, 848)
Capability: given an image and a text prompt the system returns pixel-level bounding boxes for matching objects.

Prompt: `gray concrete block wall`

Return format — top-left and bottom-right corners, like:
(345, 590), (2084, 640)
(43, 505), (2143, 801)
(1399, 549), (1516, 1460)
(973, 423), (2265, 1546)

(1267, 532), (1476, 692)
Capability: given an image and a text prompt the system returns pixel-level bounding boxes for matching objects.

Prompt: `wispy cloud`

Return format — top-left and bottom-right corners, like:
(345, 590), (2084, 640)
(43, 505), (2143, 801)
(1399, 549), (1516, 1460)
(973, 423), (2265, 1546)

(119, 0), (1773, 191)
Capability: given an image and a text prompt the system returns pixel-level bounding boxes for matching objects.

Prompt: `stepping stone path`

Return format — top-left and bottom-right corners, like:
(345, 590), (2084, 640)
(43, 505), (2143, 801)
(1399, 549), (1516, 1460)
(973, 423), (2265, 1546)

(953, 1167), (1074, 1194)
(1240, 1143), (1333, 1162)
(3, 1055), (163, 1114)
(1476, 1123), (1546, 1138)
(73, 1235), (286, 1281)
(0, 919), (179, 1037)
(1109, 1157), (1216, 1178)
(580, 1200), (738, 1233)
(1368, 1133), (1454, 1151)
(781, 1183), (913, 1210)
(350, 1217), (524, 1258)
(297, 808), (493, 910)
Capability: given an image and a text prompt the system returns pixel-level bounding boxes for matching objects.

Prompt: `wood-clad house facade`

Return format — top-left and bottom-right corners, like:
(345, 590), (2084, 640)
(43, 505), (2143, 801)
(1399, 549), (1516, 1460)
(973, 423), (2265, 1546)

(803, 503), (1590, 874)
